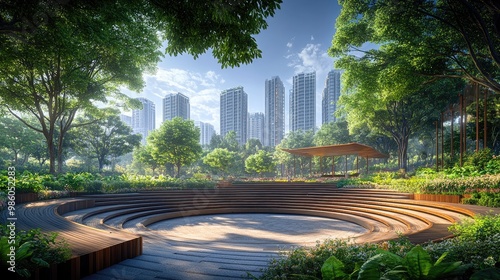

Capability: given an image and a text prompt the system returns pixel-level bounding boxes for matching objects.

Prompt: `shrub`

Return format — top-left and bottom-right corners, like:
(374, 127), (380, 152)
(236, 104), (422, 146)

(259, 215), (500, 279)
(0, 226), (71, 278)
(448, 214), (500, 242)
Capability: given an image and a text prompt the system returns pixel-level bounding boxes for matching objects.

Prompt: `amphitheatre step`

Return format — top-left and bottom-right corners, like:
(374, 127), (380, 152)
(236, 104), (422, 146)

(6, 186), (497, 279)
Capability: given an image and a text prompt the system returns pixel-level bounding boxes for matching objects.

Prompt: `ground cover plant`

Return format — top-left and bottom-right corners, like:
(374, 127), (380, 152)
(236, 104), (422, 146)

(258, 214), (500, 280)
(0, 225), (71, 278)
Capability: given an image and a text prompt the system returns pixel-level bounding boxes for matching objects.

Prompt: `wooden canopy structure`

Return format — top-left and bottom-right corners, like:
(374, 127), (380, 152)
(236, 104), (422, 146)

(281, 143), (389, 159)
(281, 143), (389, 177)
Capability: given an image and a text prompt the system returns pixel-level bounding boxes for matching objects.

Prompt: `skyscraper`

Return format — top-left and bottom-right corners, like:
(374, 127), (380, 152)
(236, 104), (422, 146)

(322, 70), (342, 124)
(120, 114), (132, 128)
(163, 92), (190, 121)
(194, 121), (215, 147)
(220, 87), (248, 145)
(248, 112), (265, 145)
(290, 72), (316, 132)
(264, 76), (285, 147)
(132, 97), (155, 144)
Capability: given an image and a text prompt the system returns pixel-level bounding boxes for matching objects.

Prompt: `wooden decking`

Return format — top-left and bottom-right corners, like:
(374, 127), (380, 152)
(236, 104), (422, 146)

(3, 184), (499, 279)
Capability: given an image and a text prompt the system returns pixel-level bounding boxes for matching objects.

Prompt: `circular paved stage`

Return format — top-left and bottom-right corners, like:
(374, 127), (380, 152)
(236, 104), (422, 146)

(82, 214), (367, 280)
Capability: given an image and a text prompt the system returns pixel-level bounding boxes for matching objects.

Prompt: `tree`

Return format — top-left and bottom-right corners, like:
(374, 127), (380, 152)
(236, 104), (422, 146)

(245, 150), (275, 176)
(243, 138), (263, 159)
(203, 148), (238, 178)
(274, 130), (315, 177)
(71, 113), (141, 172)
(0, 5), (162, 173)
(0, 0), (282, 173)
(133, 144), (160, 175)
(0, 116), (41, 166)
(330, 0), (500, 93)
(0, 0), (282, 68)
(338, 68), (462, 170)
(314, 120), (353, 146)
(220, 131), (241, 152)
(148, 117), (202, 177)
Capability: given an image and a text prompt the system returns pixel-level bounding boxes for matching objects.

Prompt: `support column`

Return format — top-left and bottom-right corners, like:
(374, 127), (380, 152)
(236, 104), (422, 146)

(441, 112), (444, 169)
(459, 94), (464, 167)
(450, 105), (454, 162)
(476, 83), (480, 151)
(331, 156), (335, 176)
(484, 88), (488, 149)
(435, 121), (439, 171)
(345, 155), (348, 177)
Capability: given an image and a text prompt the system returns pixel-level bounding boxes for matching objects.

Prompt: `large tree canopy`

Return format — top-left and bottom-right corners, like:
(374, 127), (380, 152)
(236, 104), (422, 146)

(0, 0), (282, 68)
(71, 112), (141, 172)
(148, 117), (202, 177)
(330, 0), (500, 93)
(0, 3), (162, 173)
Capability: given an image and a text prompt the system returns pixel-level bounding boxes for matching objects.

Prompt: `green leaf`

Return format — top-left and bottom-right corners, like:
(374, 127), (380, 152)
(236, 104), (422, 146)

(470, 268), (500, 280)
(427, 261), (467, 279)
(404, 245), (432, 278)
(321, 256), (347, 280)
(16, 241), (34, 260)
(32, 257), (50, 268)
(358, 252), (403, 280)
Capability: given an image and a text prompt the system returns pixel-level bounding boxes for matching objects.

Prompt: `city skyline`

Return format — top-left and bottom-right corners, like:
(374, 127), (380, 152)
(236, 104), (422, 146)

(128, 69), (341, 146)
(120, 0), (339, 134)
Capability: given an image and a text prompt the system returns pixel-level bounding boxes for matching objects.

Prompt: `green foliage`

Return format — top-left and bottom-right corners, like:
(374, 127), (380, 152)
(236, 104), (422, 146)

(71, 112), (141, 172)
(148, 118), (202, 177)
(330, 0), (500, 93)
(448, 214), (500, 242)
(245, 150), (276, 175)
(203, 148), (238, 178)
(0, 226), (71, 278)
(260, 216), (500, 279)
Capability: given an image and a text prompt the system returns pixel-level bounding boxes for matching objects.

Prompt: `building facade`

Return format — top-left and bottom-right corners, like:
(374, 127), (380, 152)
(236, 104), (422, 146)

(290, 71), (316, 132)
(248, 112), (265, 145)
(132, 97), (155, 144)
(264, 76), (285, 147)
(322, 70), (342, 124)
(163, 92), (190, 121)
(220, 87), (248, 145)
(120, 114), (132, 128)
(194, 121), (216, 147)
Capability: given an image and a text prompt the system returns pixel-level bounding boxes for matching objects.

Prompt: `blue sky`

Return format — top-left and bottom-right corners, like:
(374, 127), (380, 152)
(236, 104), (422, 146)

(122, 0), (341, 133)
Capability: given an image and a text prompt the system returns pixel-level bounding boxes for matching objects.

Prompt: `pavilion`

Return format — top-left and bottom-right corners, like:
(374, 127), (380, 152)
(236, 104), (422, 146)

(281, 142), (389, 177)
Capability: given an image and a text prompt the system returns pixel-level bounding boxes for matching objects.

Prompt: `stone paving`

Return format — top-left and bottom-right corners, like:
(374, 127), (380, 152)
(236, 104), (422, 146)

(82, 214), (367, 280)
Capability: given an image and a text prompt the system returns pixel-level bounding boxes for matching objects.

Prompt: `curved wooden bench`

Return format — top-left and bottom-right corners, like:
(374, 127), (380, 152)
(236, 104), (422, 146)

(1, 198), (142, 280)
(7, 184), (498, 279)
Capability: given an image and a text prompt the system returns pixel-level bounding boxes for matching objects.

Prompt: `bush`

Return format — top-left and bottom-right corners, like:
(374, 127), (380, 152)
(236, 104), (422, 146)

(0, 226), (71, 278)
(259, 215), (500, 279)
(83, 180), (104, 193)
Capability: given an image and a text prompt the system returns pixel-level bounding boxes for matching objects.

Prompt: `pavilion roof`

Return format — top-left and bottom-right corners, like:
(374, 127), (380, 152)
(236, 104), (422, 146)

(281, 142), (389, 159)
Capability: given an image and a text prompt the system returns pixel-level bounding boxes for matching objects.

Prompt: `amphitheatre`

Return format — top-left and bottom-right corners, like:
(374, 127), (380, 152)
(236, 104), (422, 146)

(9, 182), (500, 279)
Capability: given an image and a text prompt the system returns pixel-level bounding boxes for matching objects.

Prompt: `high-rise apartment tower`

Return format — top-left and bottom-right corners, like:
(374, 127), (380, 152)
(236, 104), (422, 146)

(248, 112), (265, 145)
(290, 72), (316, 132)
(132, 97), (155, 144)
(220, 87), (248, 145)
(163, 92), (190, 121)
(264, 76), (285, 147)
(322, 70), (342, 124)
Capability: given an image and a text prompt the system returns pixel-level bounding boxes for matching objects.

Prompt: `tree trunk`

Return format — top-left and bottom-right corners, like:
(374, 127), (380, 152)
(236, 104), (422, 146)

(57, 136), (64, 174)
(176, 163), (181, 178)
(47, 135), (56, 174)
(98, 157), (105, 172)
(397, 139), (409, 172)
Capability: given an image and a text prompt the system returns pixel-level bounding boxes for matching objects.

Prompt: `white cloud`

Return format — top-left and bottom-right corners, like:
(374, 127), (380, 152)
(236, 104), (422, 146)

(288, 43), (333, 76)
(286, 42), (293, 48)
(138, 67), (224, 132)
(286, 43), (335, 131)
(311, 35), (315, 41)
